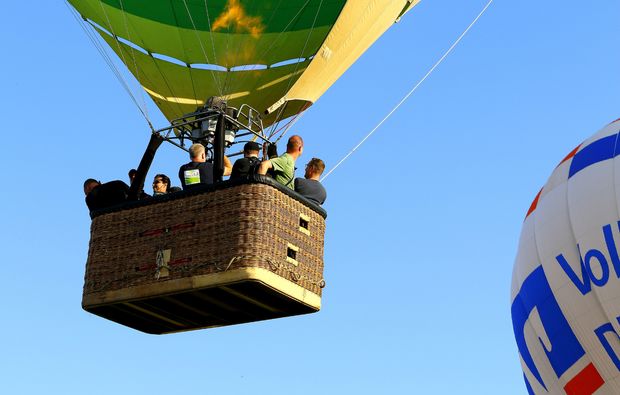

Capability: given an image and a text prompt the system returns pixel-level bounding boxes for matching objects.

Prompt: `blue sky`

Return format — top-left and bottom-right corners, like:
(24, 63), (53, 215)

(1, 1), (619, 394)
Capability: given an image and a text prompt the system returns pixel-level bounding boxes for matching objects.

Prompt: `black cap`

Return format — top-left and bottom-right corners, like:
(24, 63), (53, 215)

(244, 141), (260, 152)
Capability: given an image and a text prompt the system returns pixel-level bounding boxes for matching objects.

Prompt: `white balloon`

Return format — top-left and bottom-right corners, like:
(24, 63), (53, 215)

(512, 119), (620, 395)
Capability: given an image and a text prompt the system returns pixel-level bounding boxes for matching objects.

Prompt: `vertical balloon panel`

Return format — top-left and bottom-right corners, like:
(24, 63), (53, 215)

(512, 120), (620, 394)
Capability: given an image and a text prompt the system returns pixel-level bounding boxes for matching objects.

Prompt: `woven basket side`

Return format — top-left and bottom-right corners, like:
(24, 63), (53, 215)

(84, 183), (326, 297)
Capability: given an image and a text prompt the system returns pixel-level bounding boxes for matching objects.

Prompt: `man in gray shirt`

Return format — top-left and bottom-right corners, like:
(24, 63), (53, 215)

(294, 158), (327, 205)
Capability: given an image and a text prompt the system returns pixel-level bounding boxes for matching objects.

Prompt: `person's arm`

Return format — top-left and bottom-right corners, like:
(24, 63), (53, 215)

(258, 160), (273, 175)
(223, 155), (232, 176)
(262, 143), (268, 160)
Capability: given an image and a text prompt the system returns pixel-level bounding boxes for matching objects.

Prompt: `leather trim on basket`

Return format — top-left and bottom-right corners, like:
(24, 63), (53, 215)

(90, 174), (327, 219)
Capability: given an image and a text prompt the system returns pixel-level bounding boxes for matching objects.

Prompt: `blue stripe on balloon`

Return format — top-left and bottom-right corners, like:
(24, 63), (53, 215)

(569, 133), (619, 178)
(524, 373), (535, 395)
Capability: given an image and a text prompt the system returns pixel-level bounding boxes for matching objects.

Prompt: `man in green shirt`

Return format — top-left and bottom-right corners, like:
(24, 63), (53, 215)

(258, 135), (304, 189)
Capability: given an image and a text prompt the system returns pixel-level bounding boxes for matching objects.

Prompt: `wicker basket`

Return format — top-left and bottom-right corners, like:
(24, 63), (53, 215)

(82, 177), (326, 334)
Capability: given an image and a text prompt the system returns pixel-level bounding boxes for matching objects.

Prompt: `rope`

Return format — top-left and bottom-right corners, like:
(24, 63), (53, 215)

(210, 255), (323, 287)
(273, 103), (310, 143)
(321, 0), (494, 181)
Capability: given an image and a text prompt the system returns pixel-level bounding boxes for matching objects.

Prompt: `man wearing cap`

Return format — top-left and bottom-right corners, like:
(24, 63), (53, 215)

(257, 135), (303, 189)
(230, 141), (261, 180)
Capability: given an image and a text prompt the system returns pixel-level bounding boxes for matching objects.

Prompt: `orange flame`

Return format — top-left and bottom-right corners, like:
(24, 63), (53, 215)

(212, 0), (265, 38)
(220, 47), (258, 67)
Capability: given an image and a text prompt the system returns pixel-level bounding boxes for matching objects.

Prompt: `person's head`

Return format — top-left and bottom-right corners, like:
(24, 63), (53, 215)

(128, 169), (137, 183)
(304, 158), (325, 180)
(189, 143), (206, 163)
(83, 178), (100, 196)
(286, 135), (304, 159)
(243, 141), (260, 158)
(153, 174), (170, 193)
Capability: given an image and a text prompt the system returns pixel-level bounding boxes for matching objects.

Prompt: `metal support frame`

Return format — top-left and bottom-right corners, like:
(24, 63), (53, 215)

(128, 133), (164, 201)
(129, 100), (289, 188)
(213, 113), (225, 182)
(152, 102), (270, 156)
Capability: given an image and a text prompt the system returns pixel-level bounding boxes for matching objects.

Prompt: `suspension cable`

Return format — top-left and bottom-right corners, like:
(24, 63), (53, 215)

(95, 0), (158, 127)
(222, 0), (286, 96)
(118, 0), (151, 124)
(203, 0), (226, 94)
(321, 0), (494, 181)
(181, 0), (224, 96)
(273, 102), (311, 144)
(65, 1), (154, 130)
(268, 0), (324, 137)
(225, 0), (313, 100)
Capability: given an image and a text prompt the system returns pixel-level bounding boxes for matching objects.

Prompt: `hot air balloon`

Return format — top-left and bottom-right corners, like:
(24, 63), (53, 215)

(68, 0), (419, 333)
(67, 0), (419, 134)
(511, 119), (620, 394)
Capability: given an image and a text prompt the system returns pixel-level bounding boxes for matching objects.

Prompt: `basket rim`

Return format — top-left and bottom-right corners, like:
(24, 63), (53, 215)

(90, 174), (327, 220)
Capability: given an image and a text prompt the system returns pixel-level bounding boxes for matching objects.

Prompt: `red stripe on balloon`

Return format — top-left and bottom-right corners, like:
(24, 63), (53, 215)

(558, 144), (581, 167)
(526, 144), (582, 220)
(563, 363), (604, 395)
(525, 189), (542, 220)
(608, 118), (620, 125)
